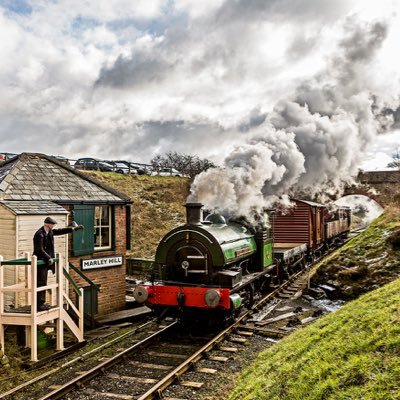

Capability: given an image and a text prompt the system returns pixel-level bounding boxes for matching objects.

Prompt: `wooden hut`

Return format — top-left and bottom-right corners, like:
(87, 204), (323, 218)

(0, 153), (131, 317)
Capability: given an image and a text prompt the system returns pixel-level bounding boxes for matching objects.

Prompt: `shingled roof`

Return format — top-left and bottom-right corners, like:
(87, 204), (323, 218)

(0, 153), (130, 203)
(0, 200), (69, 215)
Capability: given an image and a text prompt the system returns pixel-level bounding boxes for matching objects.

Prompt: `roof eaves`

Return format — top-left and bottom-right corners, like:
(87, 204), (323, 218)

(19, 153), (131, 202)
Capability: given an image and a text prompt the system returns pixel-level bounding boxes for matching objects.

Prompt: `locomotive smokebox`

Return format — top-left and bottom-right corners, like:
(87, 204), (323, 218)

(185, 202), (203, 225)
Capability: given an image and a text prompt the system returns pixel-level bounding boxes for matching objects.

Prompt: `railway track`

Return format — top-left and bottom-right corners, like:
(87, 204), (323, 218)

(4, 232), (359, 400)
(34, 269), (307, 400)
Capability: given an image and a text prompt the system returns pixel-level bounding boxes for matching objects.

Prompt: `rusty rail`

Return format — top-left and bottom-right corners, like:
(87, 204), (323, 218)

(137, 270), (304, 399)
(37, 321), (177, 400)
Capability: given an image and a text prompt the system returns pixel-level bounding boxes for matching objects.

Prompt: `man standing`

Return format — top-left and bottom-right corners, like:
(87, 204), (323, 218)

(33, 217), (83, 311)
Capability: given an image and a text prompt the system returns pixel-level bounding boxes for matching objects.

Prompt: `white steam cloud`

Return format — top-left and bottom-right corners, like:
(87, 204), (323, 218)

(335, 195), (383, 227)
(189, 19), (396, 218)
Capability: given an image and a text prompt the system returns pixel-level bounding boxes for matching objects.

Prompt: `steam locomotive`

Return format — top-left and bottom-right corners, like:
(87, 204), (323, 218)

(133, 201), (351, 320)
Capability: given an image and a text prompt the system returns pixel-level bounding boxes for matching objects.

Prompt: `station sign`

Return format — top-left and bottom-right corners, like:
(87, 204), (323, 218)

(81, 255), (123, 270)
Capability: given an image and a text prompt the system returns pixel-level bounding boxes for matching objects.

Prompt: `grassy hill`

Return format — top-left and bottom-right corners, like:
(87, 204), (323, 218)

(229, 205), (400, 400)
(229, 277), (400, 400)
(312, 204), (400, 299)
(85, 171), (191, 258)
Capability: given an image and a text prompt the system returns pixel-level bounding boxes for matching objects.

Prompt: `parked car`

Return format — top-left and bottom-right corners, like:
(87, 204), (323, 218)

(129, 163), (147, 175)
(0, 152), (18, 161)
(74, 158), (114, 172)
(104, 161), (132, 174)
(116, 161), (147, 175)
(153, 167), (182, 177)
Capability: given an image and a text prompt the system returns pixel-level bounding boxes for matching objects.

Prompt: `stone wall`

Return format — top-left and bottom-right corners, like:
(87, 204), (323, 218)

(358, 170), (400, 184)
(352, 170), (400, 205)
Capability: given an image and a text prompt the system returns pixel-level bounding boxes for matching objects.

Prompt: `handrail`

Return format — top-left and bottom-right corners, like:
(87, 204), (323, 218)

(68, 262), (100, 292)
(0, 257), (59, 266)
(63, 267), (82, 296)
(0, 257), (31, 266)
(37, 258), (59, 266)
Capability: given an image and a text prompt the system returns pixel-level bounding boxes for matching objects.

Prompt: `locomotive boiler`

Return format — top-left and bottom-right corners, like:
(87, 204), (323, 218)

(134, 203), (275, 317)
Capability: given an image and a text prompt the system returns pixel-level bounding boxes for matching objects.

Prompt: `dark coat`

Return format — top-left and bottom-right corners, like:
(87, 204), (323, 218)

(33, 226), (74, 264)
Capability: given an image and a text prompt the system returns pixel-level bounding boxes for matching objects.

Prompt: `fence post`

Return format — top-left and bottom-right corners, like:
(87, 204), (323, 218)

(30, 255), (38, 362)
(79, 288), (84, 339)
(56, 253), (64, 350)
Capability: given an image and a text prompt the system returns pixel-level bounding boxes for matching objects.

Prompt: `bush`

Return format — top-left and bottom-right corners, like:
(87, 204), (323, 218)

(386, 229), (400, 250)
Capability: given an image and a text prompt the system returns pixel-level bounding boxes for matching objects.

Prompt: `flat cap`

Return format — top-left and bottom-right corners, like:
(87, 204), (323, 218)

(44, 216), (57, 224)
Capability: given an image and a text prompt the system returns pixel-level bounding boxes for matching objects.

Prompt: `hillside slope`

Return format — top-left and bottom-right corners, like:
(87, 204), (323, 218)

(85, 172), (191, 258)
(229, 205), (400, 400)
(312, 204), (400, 299)
(229, 277), (400, 400)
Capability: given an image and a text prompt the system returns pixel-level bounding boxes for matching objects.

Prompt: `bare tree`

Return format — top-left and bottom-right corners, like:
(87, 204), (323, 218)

(387, 149), (400, 170)
(150, 152), (216, 178)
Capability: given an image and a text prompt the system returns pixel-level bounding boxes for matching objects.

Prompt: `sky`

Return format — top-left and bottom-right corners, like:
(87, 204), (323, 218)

(1, 0), (400, 219)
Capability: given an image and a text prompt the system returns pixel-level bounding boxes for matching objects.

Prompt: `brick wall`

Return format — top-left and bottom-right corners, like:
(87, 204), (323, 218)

(356, 170), (400, 205)
(64, 204), (127, 316)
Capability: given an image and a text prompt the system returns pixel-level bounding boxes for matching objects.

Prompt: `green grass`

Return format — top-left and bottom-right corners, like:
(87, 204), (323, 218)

(229, 278), (400, 400)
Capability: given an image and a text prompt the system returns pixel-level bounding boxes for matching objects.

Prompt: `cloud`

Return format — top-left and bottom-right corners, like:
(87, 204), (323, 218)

(189, 18), (399, 218)
(0, 0), (398, 178)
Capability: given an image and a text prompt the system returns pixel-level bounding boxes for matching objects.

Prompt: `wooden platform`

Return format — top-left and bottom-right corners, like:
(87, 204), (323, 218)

(4, 305), (57, 314)
(95, 306), (152, 325)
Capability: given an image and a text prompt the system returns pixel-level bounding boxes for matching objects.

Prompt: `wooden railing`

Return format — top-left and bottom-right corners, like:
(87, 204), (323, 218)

(0, 253), (84, 361)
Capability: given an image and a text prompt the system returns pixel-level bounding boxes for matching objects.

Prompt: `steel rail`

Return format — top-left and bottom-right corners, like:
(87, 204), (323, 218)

(39, 255), (334, 400)
(0, 319), (158, 399)
(38, 321), (178, 400)
(137, 269), (305, 400)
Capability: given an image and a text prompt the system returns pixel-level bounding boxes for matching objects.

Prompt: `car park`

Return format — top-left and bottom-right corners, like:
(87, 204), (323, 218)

(116, 161), (148, 175)
(153, 167), (182, 177)
(106, 161), (132, 174)
(0, 152), (18, 161)
(128, 163), (147, 175)
(74, 158), (114, 172)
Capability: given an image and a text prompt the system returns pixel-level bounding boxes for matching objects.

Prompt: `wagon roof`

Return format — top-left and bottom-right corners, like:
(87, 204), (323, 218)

(0, 153), (131, 204)
(294, 199), (326, 208)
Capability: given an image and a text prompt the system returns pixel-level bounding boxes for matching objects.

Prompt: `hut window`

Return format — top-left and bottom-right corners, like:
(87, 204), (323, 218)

(73, 204), (114, 256)
(94, 205), (111, 250)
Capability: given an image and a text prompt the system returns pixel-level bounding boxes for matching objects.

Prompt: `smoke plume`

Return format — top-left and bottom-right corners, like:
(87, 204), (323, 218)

(189, 19), (395, 219)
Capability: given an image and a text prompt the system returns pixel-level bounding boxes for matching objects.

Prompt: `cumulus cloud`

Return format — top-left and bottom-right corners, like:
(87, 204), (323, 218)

(0, 0), (399, 181)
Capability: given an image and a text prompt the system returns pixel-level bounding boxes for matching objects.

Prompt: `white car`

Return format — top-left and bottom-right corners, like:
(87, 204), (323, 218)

(112, 162), (133, 174)
(153, 168), (182, 177)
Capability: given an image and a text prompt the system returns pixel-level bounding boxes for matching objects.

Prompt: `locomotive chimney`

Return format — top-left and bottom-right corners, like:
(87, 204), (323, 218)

(185, 202), (203, 225)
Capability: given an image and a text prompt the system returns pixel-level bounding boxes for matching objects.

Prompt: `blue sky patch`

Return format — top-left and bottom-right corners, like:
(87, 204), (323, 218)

(71, 16), (101, 32)
(0, 0), (32, 15)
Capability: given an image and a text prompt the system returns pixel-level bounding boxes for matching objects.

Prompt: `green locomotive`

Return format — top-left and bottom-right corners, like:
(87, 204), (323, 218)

(133, 201), (350, 319)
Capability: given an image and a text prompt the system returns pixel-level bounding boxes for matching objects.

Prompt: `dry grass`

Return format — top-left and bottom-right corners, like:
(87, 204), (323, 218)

(84, 171), (191, 258)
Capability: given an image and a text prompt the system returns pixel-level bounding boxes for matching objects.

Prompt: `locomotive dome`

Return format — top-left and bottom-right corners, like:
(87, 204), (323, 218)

(204, 213), (226, 225)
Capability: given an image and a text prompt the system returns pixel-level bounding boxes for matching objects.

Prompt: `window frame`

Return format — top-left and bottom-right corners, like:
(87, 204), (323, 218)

(72, 204), (115, 256)
(94, 205), (113, 251)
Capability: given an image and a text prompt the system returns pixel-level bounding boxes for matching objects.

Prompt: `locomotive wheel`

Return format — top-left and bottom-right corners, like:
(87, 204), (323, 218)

(259, 275), (271, 294)
(244, 283), (255, 308)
